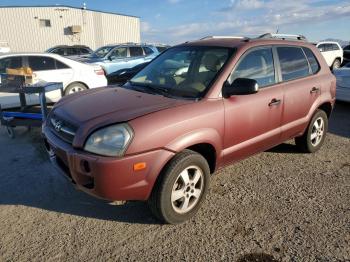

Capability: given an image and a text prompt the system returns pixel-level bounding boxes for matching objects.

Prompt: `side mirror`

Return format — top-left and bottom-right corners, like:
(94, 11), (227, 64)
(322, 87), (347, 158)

(318, 48), (324, 52)
(222, 78), (259, 98)
(108, 56), (114, 61)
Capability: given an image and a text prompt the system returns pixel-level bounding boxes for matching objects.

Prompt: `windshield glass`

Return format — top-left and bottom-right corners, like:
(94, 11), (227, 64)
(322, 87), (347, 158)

(126, 46), (234, 99)
(91, 46), (114, 58)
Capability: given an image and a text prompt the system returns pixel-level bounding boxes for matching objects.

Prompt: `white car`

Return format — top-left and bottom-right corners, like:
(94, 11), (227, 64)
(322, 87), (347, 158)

(316, 42), (343, 70)
(0, 53), (107, 109)
(333, 63), (350, 102)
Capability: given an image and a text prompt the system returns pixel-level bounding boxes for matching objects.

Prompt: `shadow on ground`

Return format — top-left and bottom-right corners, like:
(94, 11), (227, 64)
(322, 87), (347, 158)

(269, 101), (350, 153)
(0, 127), (159, 225)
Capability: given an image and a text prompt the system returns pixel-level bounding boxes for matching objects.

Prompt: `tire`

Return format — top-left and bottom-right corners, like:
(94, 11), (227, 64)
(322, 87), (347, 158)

(295, 110), (328, 153)
(331, 59), (341, 70)
(64, 83), (87, 96)
(6, 126), (15, 139)
(148, 149), (210, 224)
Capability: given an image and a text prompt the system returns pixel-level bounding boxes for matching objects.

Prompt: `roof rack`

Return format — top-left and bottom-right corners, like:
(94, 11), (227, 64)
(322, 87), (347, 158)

(200, 36), (249, 40)
(257, 33), (307, 41)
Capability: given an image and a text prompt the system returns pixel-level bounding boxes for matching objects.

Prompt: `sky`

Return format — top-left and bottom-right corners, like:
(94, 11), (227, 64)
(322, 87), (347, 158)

(1, 0), (350, 44)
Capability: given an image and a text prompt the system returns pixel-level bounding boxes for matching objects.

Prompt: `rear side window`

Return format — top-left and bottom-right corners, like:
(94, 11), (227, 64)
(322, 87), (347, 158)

(143, 47), (154, 55)
(80, 48), (90, 54)
(156, 46), (168, 53)
(277, 47), (310, 81)
(67, 48), (78, 56)
(55, 59), (70, 69)
(129, 47), (144, 57)
(303, 47), (320, 74)
(230, 48), (275, 88)
(332, 44), (340, 50)
(28, 56), (56, 71)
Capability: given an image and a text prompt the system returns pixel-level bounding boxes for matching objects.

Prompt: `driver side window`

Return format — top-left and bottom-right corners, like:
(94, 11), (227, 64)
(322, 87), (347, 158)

(230, 48), (275, 88)
(109, 47), (127, 60)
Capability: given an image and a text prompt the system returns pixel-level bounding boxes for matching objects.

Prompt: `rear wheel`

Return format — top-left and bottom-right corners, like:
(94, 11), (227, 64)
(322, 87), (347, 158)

(295, 110), (328, 153)
(64, 83), (87, 96)
(331, 58), (341, 70)
(148, 150), (210, 224)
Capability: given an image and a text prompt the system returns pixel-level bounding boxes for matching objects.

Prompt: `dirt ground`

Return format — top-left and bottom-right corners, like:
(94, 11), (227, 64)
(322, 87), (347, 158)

(0, 102), (349, 261)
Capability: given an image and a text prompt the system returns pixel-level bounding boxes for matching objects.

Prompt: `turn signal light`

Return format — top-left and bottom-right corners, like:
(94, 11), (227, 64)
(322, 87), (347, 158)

(133, 162), (146, 171)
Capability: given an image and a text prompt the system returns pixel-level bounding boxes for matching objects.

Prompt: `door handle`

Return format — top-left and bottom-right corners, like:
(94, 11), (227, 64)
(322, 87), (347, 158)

(310, 87), (320, 93)
(268, 98), (281, 107)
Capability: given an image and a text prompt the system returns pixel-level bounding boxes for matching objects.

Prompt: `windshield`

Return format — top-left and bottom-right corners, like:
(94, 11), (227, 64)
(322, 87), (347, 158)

(126, 46), (234, 99)
(91, 46), (114, 58)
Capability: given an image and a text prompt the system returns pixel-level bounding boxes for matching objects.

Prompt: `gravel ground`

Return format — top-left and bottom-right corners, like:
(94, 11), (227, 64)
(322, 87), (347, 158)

(0, 102), (349, 261)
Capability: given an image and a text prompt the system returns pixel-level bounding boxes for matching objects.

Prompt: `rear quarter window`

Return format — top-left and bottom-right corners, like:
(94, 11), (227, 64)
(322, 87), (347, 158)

(302, 47), (320, 74)
(277, 47), (310, 81)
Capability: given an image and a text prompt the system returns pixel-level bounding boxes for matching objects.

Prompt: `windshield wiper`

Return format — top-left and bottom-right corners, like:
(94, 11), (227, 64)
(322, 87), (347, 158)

(127, 81), (171, 97)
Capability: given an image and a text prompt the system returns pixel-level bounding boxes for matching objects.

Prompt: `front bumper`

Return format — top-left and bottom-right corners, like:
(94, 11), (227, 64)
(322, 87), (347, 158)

(43, 125), (175, 201)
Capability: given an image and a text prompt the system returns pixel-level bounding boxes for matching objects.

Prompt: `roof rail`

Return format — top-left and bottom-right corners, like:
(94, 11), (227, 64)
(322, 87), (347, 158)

(257, 33), (307, 41)
(200, 36), (248, 40)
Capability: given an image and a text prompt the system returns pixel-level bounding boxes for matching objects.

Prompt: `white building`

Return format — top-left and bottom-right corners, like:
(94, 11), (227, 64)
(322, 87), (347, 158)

(0, 5), (141, 52)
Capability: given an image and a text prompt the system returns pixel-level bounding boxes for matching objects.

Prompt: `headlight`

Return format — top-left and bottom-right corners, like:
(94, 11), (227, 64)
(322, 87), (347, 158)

(84, 123), (133, 157)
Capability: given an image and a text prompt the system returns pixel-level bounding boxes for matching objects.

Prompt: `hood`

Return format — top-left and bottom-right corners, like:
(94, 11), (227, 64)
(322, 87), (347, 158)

(53, 87), (193, 126)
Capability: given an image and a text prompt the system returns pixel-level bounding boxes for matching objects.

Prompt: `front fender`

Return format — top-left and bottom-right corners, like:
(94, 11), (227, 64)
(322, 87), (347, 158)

(165, 128), (223, 167)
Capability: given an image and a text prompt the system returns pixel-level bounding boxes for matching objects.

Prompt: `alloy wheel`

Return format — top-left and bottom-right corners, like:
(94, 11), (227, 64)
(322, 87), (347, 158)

(171, 165), (204, 214)
(310, 117), (324, 147)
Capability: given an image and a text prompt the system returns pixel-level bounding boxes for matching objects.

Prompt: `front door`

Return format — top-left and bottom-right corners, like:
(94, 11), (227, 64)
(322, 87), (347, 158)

(223, 47), (283, 165)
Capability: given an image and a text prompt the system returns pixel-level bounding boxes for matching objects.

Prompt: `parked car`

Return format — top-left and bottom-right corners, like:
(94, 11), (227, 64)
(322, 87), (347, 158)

(333, 62), (350, 102)
(107, 62), (149, 85)
(46, 45), (93, 58)
(316, 42), (343, 70)
(43, 34), (335, 224)
(0, 41), (10, 53)
(155, 44), (171, 53)
(342, 45), (350, 65)
(0, 53), (107, 108)
(80, 43), (160, 74)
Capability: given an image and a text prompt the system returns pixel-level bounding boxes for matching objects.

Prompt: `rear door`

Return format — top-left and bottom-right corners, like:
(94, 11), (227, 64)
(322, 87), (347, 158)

(276, 46), (321, 140)
(0, 56), (33, 108)
(223, 46), (283, 164)
(127, 46), (147, 67)
(27, 56), (74, 102)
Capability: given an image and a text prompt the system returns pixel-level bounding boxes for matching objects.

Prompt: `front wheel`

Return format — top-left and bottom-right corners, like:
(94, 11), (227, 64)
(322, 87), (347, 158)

(148, 150), (210, 224)
(64, 83), (87, 96)
(295, 110), (328, 153)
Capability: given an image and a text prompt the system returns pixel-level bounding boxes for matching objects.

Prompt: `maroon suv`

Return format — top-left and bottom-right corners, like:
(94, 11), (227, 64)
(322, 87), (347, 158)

(43, 34), (336, 224)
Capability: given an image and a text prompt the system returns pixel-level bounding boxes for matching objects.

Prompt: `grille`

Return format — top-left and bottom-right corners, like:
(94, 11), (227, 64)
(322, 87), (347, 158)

(50, 114), (77, 144)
